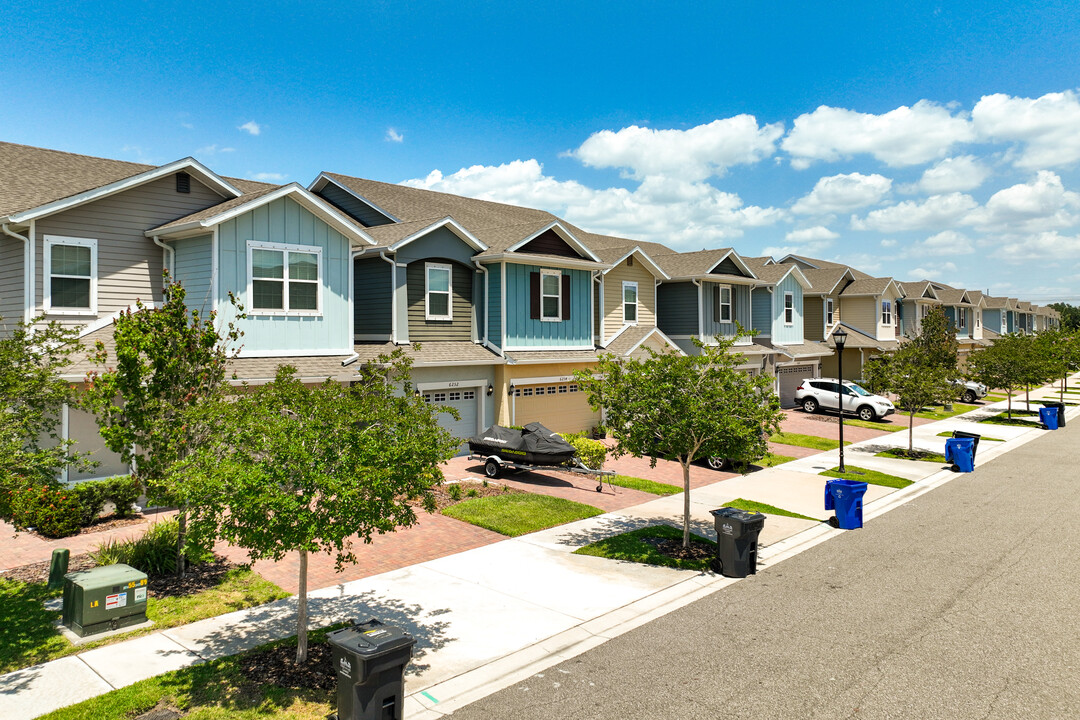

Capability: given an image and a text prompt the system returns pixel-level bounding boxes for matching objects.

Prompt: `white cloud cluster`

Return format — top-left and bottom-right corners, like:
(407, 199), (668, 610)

(782, 101), (974, 169)
(569, 116), (784, 182)
(915, 230), (976, 257)
(966, 171), (1080, 234)
(238, 121), (262, 136)
(851, 193), (979, 232)
(386, 128), (404, 143)
(791, 172), (892, 215)
(992, 231), (1080, 261)
(972, 91), (1080, 169)
(250, 171), (287, 182)
(915, 156), (990, 193)
(785, 226), (839, 242)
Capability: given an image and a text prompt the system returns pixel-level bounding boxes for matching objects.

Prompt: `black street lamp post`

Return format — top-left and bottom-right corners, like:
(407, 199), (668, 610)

(833, 327), (848, 473)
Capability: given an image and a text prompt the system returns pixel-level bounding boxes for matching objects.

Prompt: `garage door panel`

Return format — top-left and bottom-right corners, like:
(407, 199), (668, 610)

(513, 383), (599, 435)
(423, 388), (479, 453)
(777, 364), (817, 409)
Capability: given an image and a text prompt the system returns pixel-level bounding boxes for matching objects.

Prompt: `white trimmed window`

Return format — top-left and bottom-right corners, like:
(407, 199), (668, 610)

(881, 300), (893, 325)
(718, 285), (732, 322)
(622, 281), (638, 324)
(826, 298), (834, 325)
(921, 304), (930, 318)
(976, 311), (981, 328)
(44, 236), (97, 315)
(958, 309), (967, 329)
(784, 291), (794, 325)
(248, 241), (321, 315)
(425, 263), (452, 320)
(541, 269), (562, 321)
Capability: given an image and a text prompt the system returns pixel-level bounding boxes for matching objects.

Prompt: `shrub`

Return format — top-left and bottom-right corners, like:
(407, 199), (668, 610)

(71, 476), (142, 525)
(559, 432), (608, 470)
(4, 481), (83, 538)
(447, 483), (463, 501)
(91, 517), (212, 576)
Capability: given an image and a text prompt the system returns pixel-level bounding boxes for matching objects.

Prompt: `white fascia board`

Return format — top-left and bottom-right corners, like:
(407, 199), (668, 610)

(478, 253), (609, 271)
(233, 347), (355, 358)
(784, 265), (812, 290)
(705, 250), (758, 279)
(9, 158), (242, 223)
(389, 217), (488, 252)
(602, 323), (633, 349)
(600, 247), (670, 279)
(307, 173), (403, 223)
(624, 327), (685, 357)
(506, 220), (601, 262)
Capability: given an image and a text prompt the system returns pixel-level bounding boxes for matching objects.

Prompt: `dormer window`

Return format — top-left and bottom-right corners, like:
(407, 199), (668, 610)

(623, 281), (638, 325)
(826, 298), (834, 325)
(881, 300), (893, 325)
(426, 263), (453, 320)
(716, 285), (732, 323)
(248, 241), (321, 315)
(784, 292), (794, 325)
(541, 269), (562, 321)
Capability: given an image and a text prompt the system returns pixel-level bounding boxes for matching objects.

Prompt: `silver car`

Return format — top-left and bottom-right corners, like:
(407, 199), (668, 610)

(794, 378), (896, 422)
(952, 379), (988, 404)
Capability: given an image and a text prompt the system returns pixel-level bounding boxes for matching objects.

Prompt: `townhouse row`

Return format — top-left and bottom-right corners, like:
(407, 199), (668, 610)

(0, 142), (1060, 481)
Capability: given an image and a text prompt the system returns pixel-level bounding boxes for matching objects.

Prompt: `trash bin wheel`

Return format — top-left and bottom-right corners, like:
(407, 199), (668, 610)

(828, 516), (840, 528)
(961, 389), (977, 403)
(484, 458), (502, 478)
(710, 557), (723, 574)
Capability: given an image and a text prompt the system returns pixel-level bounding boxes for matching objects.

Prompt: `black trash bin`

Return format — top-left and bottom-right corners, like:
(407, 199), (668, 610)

(710, 507), (766, 578)
(328, 619), (416, 720)
(951, 430), (982, 462)
(1043, 401), (1066, 428)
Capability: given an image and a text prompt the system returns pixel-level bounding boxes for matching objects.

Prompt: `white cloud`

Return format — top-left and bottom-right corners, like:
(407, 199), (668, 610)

(568, 116), (784, 182)
(915, 156), (990, 193)
(972, 91), (1080, 169)
(965, 171), (1080, 233)
(791, 172), (892, 215)
(909, 262), (958, 280)
(181, 122), (194, 130)
(238, 121), (262, 136)
(915, 230), (976, 256)
(785, 226), (839, 242)
(880, 238), (897, 247)
(991, 231), (1080, 261)
(250, 172), (287, 182)
(403, 159), (784, 247)
(851, 193), (978, 232)
(386, 128), (404, 143)
(782, 100), (974, 168)
(195, 144), (235, 155)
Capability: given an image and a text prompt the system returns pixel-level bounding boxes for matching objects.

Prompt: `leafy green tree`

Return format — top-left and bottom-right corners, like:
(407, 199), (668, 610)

(0, 318), (86, 486)
(967, 334), (1028, 418)
(870, 345), (955, 452)
(1048, 302), (1080, 331)
(911, 305), (959, 372)
(1015, 332), (1053, 411)
(178, 355), (458, 664)
(1040, 329), (1080, 400)
(82, 280), (242, 577)
(574, 334), (783, 549)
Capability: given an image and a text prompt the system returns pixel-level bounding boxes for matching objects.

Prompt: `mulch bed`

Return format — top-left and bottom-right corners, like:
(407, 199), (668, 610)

(426, 480), (516, 511)
(641, 535), (715, 562)
(76, 514), (148, 536)
(0, 552), (97, 584)
(237, 640), (336, 692)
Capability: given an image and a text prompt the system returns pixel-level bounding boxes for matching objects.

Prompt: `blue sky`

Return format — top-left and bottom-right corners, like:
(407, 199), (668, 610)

(3, 1), (1080, 302)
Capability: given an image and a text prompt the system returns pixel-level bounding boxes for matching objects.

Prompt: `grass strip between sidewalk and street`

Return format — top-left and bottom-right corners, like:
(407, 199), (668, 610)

(0, 568), (288, 676)
(721, 497), (819, 522)
(769, 432), (849, 451)
(37, 625), (344, 720)
(441, 493), (603, 537)
(573, 524), (716, 571)
(900, 403), (979, 421)
(874, 448), (949, 463)
(841, 418), (906, 432)
(978, 412), (1043, 427)
(936, 431), (1004, 441)
(751, 453), (798, 468)
(821, 466), (912, 489)
(605, 474), (681, 496)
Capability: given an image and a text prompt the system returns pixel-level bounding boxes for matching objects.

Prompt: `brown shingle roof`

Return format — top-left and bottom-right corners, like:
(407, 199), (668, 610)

(741, 256), (800, 284)
(351, 341), (502, 366)
(651, 248), (740, 278)
(839, 277), (894, 296)
(148, 186), (281, 232)
(783, 254), (873, 280)
(504, 349), (599, 363)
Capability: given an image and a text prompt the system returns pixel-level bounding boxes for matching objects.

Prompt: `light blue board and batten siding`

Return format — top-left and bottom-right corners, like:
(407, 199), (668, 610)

(171, 234), (213, 316)
(503, 263), (591, 348)
(771, 274), (804, 345)
(216, 196), (352, 353)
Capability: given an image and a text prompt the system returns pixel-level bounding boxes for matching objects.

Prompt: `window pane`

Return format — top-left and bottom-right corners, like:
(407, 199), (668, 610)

(625, 303), (637, 322)
(428, 292), (449, 316)
(51, 245), (91, 277)
(624, 285), (637, 303)
(542, 274), (560, 295)
(252, 249), (284, 279)
(721, 287), (731, 303)
(290, 282), (317, 310)
(51, 277), (90, 308)
(542, 296), (559, 318)
(428, 267), (450, 292)
(253, 279), (284, 309)
(289, 252), (318, 281)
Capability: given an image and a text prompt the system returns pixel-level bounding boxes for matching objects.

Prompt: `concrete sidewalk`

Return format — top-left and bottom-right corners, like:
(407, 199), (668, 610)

(2, 388), (1076, 720)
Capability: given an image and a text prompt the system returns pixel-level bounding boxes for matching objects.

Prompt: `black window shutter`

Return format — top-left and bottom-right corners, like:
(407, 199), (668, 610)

(713, 285), (720, 319)
(530, 272), (540, 320)
(730, 286), (737, 319)
(562, 273), (571, 320)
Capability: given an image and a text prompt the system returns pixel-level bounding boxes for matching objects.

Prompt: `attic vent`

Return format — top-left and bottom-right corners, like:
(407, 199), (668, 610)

(175, 172), (191, 193)
(627, 255), (633, 267)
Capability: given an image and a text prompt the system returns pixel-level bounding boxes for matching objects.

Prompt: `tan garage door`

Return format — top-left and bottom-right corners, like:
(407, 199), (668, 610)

(512, 382), (599, 435)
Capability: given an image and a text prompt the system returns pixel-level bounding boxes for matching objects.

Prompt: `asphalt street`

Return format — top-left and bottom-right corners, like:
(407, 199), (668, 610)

(449, 423), (1080, 719)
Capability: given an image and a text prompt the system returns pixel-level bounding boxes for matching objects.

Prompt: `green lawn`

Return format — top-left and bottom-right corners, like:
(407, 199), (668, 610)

(978, 413), (1043, 427)
(874, 448), (949, 463)
(38, 627), (341, 720)
(821, 465), (912, 489)
(605, 474), (680, 496)
(751, 453), (797, 468)
(0, 568), (287, 675)
(573, 524), (716, 571)
(441, 493), (603, 536)
(842, 418), (906, 432)
(936, 431), (1004, 441)
(722, 497), (819, 522)
(769, 432), (849, 451)
(899, 403), (979, 421)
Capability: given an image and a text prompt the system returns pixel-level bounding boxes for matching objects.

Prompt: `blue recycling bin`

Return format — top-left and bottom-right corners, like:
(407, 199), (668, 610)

(1039, 406), (1060, 430)
(825, 479), (868, 529)
(944, 437), (975, 472)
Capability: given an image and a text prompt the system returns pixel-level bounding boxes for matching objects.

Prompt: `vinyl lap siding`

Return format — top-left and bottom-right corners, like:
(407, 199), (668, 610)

(171, 234), (213, 315)
(603, 261), (656, 340)
(840, 297), (876, 335)
(657, 282), (698, 336)
(0, 238), (24, 330)
(804, 297), (824, 341)
(34, 174), (227, 327)
(354, 258), (391, 338)
(406, 259), (473, 341)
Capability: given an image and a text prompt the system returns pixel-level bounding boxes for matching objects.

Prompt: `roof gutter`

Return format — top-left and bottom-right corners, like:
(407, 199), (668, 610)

(2, 223), (32, 324)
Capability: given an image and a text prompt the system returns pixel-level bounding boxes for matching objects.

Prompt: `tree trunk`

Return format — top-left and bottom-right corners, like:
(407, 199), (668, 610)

(175, 510), (187, 580)
(1025, 385), (1030, 412)
(908, 412), (914, 453)
(296, 549), (308, 664)
(1007, 391), (1012, 419)
(681, 460), (691, 549)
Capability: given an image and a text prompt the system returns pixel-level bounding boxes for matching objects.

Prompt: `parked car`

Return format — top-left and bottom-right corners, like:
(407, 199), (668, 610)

(952, 379), (988, 404)
(794, 378), (896, 421)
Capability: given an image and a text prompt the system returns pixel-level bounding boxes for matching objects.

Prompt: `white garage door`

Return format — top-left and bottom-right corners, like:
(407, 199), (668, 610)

(777, 364), (817, 409)
(513, 382), (600, 435)
(423, 388), (480, 452)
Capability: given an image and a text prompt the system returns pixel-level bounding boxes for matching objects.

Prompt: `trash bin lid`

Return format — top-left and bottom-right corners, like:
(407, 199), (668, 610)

(327, 620), (415, 656)
(710, 507), (765, 523)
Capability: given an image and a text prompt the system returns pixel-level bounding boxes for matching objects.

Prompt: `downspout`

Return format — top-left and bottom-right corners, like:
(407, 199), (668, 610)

(379, 251), (397, 344)
(2, 223), (31, 324)
(472, 259), (501, 355)
(593, 270), (603, 346)
(151, 236), (174, 281)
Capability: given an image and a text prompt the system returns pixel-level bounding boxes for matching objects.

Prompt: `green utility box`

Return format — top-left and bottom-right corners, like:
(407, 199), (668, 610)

(62, 563), (149, 637)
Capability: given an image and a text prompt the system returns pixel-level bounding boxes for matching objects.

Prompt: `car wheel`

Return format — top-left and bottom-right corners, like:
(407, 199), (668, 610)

(857, 405), (876, 422)
(484, 458), (501, 478)
(802, 398), (818, 413)
(706, 456), (729, 471)
(961, 389), (976, 403)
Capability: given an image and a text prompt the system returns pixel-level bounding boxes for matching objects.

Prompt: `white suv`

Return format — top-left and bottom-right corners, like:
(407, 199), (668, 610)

(794, 378), (895, 422)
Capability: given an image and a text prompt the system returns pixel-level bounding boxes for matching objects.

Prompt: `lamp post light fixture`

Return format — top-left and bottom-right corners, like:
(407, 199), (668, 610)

(832, 327), (848, 473)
